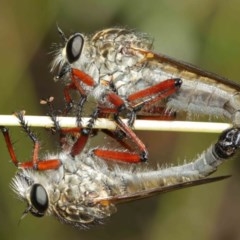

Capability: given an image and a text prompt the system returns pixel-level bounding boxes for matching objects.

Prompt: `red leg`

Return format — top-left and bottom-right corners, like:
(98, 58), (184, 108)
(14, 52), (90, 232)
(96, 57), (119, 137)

(19, 158), (61, 171)
(63, 81), (86, 116)
(104, 78), (181, 124)
(0, 113), (61, 171)
(127, 78), (182, 104)
(65, 68), (95, 99)
(63, 83), (76, 113)
(58, 127), (82, 152)
(114, 116), (148, 161)
(107, 78), (182, 109)
(0, 126), (61, 171)
(63, 68), (95, 116)
(70, 129), (90, 157)
(96, 96), (149, 162)
(0, 126), (18, 166)
(59, 109), (100, 157)
(93, 149), (142, 163)
(107, 92), (125, 111)
(92, 109), (148, 162)
(96, 80), (181, 162)
(71, 68), (95, 87)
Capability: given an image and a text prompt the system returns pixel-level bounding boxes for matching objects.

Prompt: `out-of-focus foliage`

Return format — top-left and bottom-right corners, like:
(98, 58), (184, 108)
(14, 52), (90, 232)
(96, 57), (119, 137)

(1, 0), (240, 239)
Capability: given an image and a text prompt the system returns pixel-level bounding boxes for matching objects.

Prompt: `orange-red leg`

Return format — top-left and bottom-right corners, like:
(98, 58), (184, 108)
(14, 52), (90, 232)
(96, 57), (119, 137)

(92, 149), (142, 163)
(0, 115), (61, 171)
(127, 78), (182, 103)
(105, 78), (181, 125)
(63, 68), (95, 116)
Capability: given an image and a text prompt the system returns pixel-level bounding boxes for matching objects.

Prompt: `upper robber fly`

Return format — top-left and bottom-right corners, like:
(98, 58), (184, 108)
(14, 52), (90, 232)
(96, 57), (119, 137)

(51, 27), (240, 126)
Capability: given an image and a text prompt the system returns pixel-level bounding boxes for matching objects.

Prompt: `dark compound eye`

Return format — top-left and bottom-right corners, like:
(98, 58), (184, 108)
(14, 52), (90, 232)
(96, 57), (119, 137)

(66, 33), (84, 63)
(30, 184), (48, 217)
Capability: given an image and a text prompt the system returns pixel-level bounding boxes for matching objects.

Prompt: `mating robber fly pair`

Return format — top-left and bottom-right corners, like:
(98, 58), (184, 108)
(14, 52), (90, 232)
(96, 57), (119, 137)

(2, 27), (240, 228)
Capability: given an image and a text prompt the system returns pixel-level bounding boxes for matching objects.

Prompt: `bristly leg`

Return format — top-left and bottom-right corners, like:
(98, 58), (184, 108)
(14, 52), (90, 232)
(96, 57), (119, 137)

(40, 97), (70, 149)
(62, 68), (95, 120)
(0, 111), (61, 171)
(0, 126), (19, 167)
(87, 105), (149, 162)
(40, 97), (61, 132)
(76, 96), (87, 127)
(103, 78), (181, 127)
(69, 108), (100, 157)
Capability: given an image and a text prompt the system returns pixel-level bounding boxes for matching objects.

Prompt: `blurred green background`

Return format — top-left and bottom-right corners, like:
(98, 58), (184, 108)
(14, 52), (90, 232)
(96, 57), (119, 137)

(1, 0), (240, 239)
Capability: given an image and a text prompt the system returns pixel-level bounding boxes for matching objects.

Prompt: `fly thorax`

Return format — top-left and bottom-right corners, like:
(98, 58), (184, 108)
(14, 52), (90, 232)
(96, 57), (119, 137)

(50, 172), (117, 227)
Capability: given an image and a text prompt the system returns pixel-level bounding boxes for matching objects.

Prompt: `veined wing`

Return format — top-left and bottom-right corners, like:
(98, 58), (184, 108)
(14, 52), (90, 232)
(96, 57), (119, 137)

(95, 175), (230, 205)
(137, 47), (240, 90)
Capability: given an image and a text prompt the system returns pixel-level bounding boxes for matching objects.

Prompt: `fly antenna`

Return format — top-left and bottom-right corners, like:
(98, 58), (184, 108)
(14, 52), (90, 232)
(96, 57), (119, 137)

(56, 23), (67, 42)
(18, 206), (31, 225)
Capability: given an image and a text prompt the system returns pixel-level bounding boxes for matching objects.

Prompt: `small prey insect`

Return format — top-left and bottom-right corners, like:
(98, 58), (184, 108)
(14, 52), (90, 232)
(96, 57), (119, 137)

(1, 112), (240, 228)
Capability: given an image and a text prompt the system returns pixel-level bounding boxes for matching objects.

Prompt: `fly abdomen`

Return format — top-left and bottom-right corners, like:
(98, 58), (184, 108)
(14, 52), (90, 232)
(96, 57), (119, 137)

(120, 127), (240, 195)
(166, 75), (240, 125)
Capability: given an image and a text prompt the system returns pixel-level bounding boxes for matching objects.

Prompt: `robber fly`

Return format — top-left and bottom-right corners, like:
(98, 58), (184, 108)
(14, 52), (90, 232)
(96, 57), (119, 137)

(0, 112), (239, 228)
(52, 27), (240, 125)
(50, 27), (240, 164)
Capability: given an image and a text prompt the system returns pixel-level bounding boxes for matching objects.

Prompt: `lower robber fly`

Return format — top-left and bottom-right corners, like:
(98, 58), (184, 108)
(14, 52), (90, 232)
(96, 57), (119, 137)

(1, 112), (240, 228)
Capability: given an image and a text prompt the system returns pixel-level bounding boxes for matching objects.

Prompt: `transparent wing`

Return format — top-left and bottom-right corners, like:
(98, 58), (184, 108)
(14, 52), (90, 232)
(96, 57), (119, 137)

(95, 175), (230, 205)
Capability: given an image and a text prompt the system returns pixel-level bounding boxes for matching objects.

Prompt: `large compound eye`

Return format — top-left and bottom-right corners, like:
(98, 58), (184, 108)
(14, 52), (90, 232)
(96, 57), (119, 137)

(66, 33), (84, 63)
(30, 184), (48, 217)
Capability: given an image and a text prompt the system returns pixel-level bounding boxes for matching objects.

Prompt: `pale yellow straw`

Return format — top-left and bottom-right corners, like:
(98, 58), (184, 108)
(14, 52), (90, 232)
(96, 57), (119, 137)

(0, 115), (231, 133)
